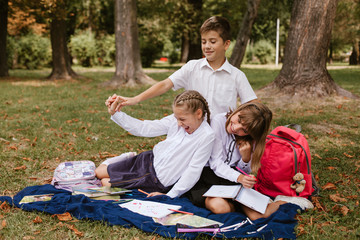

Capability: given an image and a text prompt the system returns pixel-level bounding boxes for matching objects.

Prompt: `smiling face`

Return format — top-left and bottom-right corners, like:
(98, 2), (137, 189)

(226, 113), (249, 137)
(173, 105), (203, 134)
(201, 30), (230, 66)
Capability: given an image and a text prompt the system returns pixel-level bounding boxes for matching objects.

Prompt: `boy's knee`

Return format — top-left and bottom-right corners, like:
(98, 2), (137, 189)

(205, 197), (233, 214)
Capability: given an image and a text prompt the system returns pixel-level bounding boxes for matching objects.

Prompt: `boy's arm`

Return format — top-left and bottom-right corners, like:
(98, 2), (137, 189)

(115, 78), (174, 110)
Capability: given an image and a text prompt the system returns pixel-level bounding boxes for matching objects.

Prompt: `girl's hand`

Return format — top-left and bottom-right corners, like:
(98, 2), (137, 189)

(105, 94), (118, 107)
(108, 96), (122, 115)
(147, 192), (165, 197)
(239, 141), (252, 163)
(237, 174), (256, 188)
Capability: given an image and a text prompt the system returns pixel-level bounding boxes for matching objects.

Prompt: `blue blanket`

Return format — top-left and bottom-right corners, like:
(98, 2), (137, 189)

(0, 185), (300, 239)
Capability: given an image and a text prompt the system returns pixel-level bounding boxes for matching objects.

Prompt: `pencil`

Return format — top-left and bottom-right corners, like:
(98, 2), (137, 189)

(137, 189), (150, 196)
(236, 167), (257, 180)
(169, 208), (194, 215)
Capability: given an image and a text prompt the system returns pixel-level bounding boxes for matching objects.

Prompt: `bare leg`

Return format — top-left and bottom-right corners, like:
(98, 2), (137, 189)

(242, 202), (282, 221)
(95, 164), (110, 179)
(205, 197), (236, 214)
(101, 178), (111, 187)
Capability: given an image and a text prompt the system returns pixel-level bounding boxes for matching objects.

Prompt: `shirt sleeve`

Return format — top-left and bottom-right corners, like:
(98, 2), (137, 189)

(169, 61), (193, 91)
(208, 115), (241, 183)
(236, 70), (257, 104)
(166, 131), (215, 198)
(110, 111), (173, 137)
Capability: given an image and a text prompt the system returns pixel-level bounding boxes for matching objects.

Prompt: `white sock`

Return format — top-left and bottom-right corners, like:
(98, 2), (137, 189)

(101, 152), (137, 166)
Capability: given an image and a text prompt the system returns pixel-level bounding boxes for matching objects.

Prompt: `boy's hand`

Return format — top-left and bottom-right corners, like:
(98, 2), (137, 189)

(108, 97), (122, 115)
(105, 94), (118, 107)
(114, 96), (140, 111)
(239, 141), (252, 163)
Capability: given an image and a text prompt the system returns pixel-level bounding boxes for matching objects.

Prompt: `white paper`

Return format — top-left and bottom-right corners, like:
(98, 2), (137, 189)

(202, 185), (242, 199)
(119, 200), (182, 218)
(235, 188), (270, 214)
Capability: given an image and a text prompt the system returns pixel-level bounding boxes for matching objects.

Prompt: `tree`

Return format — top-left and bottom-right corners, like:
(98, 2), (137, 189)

(46, 0), (77, 80)
(229, 0), (261, 68)
(0, 0), (9, 77)
(104, 0), (155, 87)
(263, 0), (358, 99)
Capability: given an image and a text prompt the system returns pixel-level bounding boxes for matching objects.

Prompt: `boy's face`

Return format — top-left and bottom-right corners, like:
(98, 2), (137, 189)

(201, 30), (230, 63)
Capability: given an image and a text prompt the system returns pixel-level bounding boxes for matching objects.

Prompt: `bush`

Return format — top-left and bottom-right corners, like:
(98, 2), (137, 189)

(6, 36), (18, 69)
(140, 35), (164, 68)
(253, 40), (275, 64)
(16, 34), (51, 69)
(96, 34), (115, 66)
(69, 31), (97, 67)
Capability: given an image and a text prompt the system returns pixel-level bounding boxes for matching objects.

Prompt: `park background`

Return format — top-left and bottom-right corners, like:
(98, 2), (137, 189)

(0, 0), (359, 239)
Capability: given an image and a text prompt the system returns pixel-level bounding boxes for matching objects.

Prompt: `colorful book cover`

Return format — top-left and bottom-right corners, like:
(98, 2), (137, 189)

(19, 194), (54, 204)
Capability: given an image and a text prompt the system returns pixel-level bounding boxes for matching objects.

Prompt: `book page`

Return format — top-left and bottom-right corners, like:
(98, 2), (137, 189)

(119, 200), (182, 218)
(235, 188), (270, 214)
(202, 185), (242, 199)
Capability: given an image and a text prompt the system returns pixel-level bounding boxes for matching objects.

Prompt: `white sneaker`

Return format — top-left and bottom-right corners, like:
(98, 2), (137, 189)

(274, 195), (314, 210)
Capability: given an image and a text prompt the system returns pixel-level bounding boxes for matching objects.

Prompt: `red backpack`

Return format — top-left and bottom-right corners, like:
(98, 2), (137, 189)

(254, 125), (315, 199)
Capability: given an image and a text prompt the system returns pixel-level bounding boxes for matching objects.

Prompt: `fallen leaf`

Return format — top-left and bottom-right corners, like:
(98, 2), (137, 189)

(66, 224), (84, 237)
(329, 193), (347, 203)
(33, 216), (42, 224)
(311, 196), (326, 212)
(327, 166), (336, 170)
(332, 205), (349, 216)
(322, 183), (337, 190)
(14, 165), (27, 170)
(314, 153), (322, 159)
(0, 202), (11, 213)
(1, 219), (6, 228)
(343, 152), (354, 158)
(53, 212), (72, 221)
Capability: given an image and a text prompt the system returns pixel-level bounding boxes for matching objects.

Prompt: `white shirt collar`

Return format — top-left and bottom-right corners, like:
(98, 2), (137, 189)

(199, 58), (232, 74)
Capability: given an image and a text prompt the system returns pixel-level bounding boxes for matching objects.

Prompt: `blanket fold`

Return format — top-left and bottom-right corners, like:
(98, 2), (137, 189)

(0, 184), (300, 239)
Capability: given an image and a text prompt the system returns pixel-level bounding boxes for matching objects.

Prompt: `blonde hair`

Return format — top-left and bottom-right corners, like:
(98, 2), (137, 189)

(226, 102), (272, 173)
(173, 90), (211, 124)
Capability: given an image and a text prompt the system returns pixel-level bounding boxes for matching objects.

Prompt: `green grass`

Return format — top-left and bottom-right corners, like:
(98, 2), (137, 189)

(0, 65), (359, 239)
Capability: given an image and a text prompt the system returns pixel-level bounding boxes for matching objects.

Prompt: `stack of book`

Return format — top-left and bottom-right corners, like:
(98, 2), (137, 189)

(72, 184), (132, 200)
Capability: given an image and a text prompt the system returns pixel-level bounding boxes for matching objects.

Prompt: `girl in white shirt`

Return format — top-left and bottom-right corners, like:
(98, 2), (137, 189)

(187, 102), (278, 220)
(95, 90), (215, 198)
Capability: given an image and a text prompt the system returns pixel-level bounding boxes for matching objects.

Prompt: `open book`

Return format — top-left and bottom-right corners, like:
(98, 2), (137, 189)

(72, 185), (132, 198)
(203, 185), (270, 214)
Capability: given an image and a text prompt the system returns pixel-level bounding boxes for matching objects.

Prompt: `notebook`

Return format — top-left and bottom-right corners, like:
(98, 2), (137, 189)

(203, 185), (270, 214)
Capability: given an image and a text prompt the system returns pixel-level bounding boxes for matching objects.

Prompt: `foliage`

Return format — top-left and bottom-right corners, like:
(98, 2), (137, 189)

(15, 34), (51, 69)
(253, 39), (275, 64)
(69, 31), (98, 67)
(0, 66), (359, 239)
(96, 34), (115, 67)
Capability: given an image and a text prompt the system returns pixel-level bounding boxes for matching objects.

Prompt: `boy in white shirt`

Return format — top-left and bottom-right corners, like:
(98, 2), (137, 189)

(108, 16), (257, 117)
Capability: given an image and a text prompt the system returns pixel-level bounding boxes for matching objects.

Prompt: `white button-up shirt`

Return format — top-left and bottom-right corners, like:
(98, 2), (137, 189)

(207, 113), (252, 183)
(170, 58), (257, 116)
(111, 111), (215, 198)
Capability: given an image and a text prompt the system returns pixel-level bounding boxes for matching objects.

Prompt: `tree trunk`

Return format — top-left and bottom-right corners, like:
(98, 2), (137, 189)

(48, 0), (77, 80)
(180, 33), (190, 63)
(349, 41), (359, 65)
(105, 0), (155, 88)
(186, 0), (203, 61)
(0, 0), (9, 77)
(229, 0), (261, 68)
(265, 0), (358, 99)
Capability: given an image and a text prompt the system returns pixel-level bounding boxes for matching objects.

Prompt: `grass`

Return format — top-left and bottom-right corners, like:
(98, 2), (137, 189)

(0, 65), (359, 239)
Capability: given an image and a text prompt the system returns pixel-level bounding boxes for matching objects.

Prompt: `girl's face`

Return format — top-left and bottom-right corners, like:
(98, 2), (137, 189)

(226, 113), (249, 137)
(173, 106), (203, 134)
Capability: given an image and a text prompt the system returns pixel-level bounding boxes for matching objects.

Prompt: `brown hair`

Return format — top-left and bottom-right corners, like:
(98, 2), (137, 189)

(173, 90), (211, 124)
(200, 16), (231, 42)
(225, 102), (273, 173)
